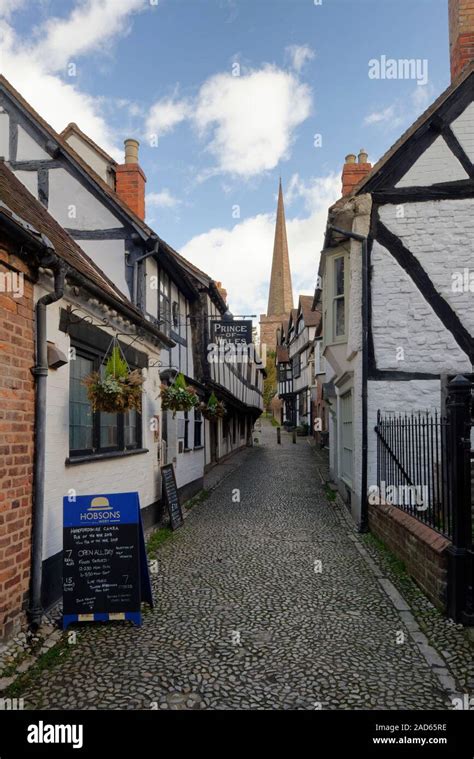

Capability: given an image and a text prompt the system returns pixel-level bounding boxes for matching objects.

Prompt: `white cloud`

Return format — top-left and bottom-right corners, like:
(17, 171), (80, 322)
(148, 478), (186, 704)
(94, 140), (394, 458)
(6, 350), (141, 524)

(364, 105), (397, 125)
(33, 0), (145, 72)
(145, 96), (190, 138)
(181, 173), (340, 318)
(193, 65), (312, 178)
(0, 0), (149, 158)
(364, 83), (436, 132)
(286, 44), (315, 73)
(144, 63), (312, 179)
(146, 189), (180, 209)
(0, 0), (26, 18)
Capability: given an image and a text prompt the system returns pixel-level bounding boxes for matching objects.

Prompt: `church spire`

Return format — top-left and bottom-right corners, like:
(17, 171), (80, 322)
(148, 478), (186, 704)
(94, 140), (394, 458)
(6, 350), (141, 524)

(267, 179), (293, 316)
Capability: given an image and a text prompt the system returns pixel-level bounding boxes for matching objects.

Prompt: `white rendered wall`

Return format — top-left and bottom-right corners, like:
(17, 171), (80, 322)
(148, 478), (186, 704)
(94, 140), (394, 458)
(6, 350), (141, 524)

(39, 287), (162, 561)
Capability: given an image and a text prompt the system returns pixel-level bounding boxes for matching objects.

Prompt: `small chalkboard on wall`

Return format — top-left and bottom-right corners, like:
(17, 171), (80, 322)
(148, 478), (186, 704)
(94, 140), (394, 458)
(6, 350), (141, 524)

(161, 464), (184, 530)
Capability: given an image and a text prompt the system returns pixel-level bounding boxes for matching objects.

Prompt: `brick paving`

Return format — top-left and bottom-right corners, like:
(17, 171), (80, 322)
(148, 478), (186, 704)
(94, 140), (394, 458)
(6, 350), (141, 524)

(16, 421), (458, 710)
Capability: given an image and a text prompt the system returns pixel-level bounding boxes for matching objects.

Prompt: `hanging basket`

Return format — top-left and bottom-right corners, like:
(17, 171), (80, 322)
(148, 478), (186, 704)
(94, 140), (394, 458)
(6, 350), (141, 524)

(160, 373), (199, 417)
(200, 392), (226, 420)
(83, 342), (144, 414)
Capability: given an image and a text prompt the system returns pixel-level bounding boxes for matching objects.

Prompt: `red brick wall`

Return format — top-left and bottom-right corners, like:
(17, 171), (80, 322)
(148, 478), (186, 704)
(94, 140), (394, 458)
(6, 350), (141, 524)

(368, 501), (450, 611)
(0, 240), (35, 640)
(449, 0), (474, 80)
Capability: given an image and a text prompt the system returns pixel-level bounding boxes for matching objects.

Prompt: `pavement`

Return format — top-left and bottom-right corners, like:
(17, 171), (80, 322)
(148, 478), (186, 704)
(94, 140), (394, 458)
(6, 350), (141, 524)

(14, 420), (463, 710)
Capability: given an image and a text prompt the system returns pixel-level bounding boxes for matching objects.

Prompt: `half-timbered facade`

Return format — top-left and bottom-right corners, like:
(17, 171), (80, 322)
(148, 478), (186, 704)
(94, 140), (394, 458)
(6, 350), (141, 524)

(275, 296), (321, 430)
(315, 65), (474, 531)
(0, 76), (263, 627)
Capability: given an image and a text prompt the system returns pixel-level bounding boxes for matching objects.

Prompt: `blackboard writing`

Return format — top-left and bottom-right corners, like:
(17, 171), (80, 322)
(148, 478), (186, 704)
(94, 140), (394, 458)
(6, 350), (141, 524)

(161, 464), (183, 530)
(63, 492), (152, 629)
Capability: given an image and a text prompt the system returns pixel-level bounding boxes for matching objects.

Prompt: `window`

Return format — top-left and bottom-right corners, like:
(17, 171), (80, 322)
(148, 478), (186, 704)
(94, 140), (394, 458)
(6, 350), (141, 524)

(292, 354), (301, 379)
(172, 300), (179, 328)
(69, 345), (141, 457)
(194, 410), (203, 448)
(159, 271), (171, 335)
(333, 256), (345, 339)
(184, 411), (190, 450)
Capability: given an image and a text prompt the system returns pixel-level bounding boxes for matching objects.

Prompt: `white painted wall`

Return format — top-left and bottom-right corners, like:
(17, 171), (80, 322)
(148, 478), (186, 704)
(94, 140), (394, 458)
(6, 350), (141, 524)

(0, 112), (9, 159)
(450, 102), (474, 163)
(48, 168), (122, 230)
(17, 125), (49, 160)
(395, 136), (468, 187)
(78, 239), (129, 297)
(379, 200), (474, 339)
(371, 240), (471, 373)
(39, 286), (163, 561)
(64, 132), (114, 186)
(13, 170), (38, 198)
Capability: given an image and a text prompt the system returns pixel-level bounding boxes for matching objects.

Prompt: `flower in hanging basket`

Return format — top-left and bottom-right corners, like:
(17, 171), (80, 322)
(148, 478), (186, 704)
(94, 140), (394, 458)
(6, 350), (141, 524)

(160, 372), (199, 417)
(200, 391), (226, 420)
(83, 346), (144, 413)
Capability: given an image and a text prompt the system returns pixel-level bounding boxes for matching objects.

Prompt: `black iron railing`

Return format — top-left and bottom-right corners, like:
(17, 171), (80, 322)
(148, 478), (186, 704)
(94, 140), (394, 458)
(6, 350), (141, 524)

(375, 410), (452, 539)
(375, 375), (473, 625)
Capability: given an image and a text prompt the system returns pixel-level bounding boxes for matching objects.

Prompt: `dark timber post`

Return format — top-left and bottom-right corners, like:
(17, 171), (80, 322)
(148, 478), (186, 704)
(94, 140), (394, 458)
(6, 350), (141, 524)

(446, 375), (473, 625)
(277, 427), (281, 445)
(292, 429), (296, 444)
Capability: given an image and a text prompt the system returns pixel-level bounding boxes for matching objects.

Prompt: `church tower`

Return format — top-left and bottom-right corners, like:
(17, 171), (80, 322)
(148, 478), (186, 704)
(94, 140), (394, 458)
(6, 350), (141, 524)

(259, 179), (294, 350)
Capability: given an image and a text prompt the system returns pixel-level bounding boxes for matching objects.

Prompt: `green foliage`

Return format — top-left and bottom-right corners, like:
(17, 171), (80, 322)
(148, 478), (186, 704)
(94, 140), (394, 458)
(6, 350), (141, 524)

(263, 350), (277, 411)
(160, 374), (199, 416)
(105, 346), (128, 379)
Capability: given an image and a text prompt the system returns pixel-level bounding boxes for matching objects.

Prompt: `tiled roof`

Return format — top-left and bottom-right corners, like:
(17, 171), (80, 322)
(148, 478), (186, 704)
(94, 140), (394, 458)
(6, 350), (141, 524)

(299, 294), (321, 327)
(0, 159), (172, 346)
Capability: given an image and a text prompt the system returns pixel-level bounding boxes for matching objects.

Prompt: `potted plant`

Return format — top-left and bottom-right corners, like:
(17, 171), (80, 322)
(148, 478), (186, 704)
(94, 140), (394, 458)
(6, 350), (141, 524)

(200, 391), (226, 420)
(83, 346), (144, 413)
(160, 372), (199, 417)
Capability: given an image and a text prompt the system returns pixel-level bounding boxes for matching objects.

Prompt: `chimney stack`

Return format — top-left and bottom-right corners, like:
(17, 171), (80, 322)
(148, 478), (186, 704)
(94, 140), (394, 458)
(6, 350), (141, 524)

(449, 0), (474, 81)
(216, 281), (228, 304)
(115, 138), (146, 220)
(341, 150), (372, 196)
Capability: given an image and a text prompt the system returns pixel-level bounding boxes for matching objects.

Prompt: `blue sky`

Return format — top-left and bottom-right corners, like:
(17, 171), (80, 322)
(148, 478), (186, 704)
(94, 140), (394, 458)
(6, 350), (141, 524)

(0, 0), (451, 316)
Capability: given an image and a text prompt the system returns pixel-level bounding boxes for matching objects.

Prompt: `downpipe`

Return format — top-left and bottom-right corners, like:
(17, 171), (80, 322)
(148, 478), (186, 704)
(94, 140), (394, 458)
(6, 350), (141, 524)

(28, 259), (65, 629)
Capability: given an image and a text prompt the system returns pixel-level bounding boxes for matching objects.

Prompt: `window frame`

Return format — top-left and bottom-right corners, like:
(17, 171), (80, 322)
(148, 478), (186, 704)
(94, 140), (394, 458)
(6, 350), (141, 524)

(194, 409), (203, 448)
(69, 340), (142, 458)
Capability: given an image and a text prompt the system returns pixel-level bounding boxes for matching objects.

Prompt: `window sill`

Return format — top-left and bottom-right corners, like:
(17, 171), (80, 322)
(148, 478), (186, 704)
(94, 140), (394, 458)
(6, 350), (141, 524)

(183, 447), (192, 453)
(66, 448), (149, 466)
(193, 445), (204, 451)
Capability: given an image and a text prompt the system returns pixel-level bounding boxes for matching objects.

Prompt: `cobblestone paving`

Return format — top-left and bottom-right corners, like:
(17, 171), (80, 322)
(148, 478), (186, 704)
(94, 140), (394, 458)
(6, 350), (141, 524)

(18, 422), (455, 710)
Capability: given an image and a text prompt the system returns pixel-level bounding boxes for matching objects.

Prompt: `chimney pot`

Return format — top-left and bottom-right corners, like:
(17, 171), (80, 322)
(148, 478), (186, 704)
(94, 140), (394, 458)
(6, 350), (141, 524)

(124, 138), (140, 164)
(345, 153), (357, 164)
(358, 149), (368, 164)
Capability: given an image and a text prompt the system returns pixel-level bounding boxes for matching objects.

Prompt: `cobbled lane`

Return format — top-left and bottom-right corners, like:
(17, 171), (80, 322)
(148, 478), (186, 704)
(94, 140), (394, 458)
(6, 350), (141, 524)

(19, 422), (451, 710)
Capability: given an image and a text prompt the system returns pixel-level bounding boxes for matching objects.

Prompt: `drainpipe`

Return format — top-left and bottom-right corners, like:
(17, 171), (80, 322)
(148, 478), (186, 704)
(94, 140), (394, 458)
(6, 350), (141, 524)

(132, 238), (159, 308)
(28, 258), (66, 629)
(329, 225), (369, 533)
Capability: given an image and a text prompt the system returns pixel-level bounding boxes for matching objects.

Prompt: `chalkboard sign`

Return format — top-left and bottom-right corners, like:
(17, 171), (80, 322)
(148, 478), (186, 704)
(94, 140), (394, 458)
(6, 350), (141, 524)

(161, 464), (183, 530)
(62, 492), (153, 630)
